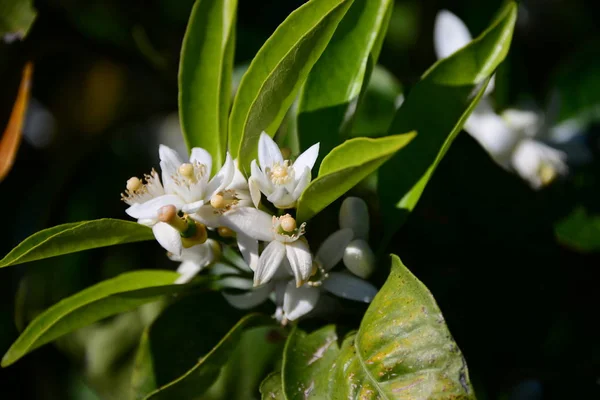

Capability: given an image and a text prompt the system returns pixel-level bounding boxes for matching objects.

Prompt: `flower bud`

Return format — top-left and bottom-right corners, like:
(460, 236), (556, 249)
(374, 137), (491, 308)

(339, 197), (369, 240)
(343, 239), (375, 279)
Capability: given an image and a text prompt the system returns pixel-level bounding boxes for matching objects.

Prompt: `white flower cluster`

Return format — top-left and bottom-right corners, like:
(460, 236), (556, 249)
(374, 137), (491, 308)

(122, 133), (377, 322)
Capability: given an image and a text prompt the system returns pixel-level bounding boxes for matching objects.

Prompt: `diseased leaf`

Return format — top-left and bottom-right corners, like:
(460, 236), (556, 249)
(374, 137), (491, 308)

(229, 0), (354, 170)
(298, 0), (393, 163)
(296, 133), (415, 222)
(0, 219), (154, 268)
(1, 270), (189, 367)
(378, 2), (517, 233)
(179, 0), (237, 170)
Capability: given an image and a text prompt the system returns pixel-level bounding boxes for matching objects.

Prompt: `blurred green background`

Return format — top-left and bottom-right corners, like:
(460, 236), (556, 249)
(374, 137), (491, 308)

(1, 0), (599, 398)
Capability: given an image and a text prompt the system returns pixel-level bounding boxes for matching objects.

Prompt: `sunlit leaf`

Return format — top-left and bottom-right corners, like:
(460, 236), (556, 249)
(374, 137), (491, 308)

(179, 0), (237, 171)
(1, 270), (189, 367)
(296, 133), (415, 222)
(229, 0), (353, 170)
(0, 219), (155, 268)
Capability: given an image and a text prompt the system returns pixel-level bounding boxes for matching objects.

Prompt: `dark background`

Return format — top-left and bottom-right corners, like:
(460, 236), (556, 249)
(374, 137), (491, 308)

(1, 0), (599, 398)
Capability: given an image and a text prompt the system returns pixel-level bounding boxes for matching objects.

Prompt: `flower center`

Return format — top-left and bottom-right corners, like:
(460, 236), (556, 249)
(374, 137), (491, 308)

(172, 161), (207, 186)
(538, 163), (556, 186)
(280, 215), (296, 232)
(209, 190), (238, 213)
(121, 169), (163, 205)
(267, 161), (293, 185)
(273, 214), (305, 241)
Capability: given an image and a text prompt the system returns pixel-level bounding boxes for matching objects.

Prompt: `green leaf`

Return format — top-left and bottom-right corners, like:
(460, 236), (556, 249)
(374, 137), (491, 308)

(378, 2), (517, 232)
(179, 0), (237, 171)
(0, 219), (154, 268)
(0, 0), (36, 39)
(1, 270), (188, 367)
(325, 254), (475, 398)
(298, 0), (393, 161)
(281, 326), (340, 399)
(260, 372), (285, 400)
(143, 312), (274, 399)
(555, 206), (600, 253)
(296, 133), (415, 222)
(229, 0), (354, 169)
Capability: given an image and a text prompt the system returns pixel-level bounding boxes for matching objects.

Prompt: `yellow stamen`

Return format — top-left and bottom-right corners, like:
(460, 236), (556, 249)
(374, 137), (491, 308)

(217, 226), (236, 238)
(539, 163), (557, 186)
(210, 193), (226, 209)
(178, 163), (194, 179)
(126, 177), (142, 192)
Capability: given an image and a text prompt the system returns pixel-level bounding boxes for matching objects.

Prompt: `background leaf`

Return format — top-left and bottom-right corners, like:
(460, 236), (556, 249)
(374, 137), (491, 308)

(179, 0), (237, 170)
(296, 133), (415, 222)
(260, 372), (284, 400)
(297, 0), (393, 164)
(228, 0), (353, 170)
(555, 206), (600, 252)
(2, 270), (188, 367)
(0, 219), (154, 268)
(378, 1), (517, 235)
(0, 0), (36, 39)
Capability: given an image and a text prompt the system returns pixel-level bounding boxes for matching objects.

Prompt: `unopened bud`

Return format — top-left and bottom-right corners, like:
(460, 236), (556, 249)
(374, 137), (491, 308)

(339, 197), (369, 240)
(126, 177), (142, 192)
(343, 239), (375, 279)
(280, 215), (296, 232)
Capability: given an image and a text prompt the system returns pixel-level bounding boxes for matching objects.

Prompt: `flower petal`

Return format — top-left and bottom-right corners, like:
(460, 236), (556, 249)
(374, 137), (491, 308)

(465, 107), (520, 167)
(190, 147), (213, 173)
(182, 199), (204, 214)
(322, 272), (377, 303)
(267, 187), (294, 209)
(223, 283), (273, 310)
(285, 239), (313, 287)
(258, 132), (283, 169)
(248, 177), (261, 208)
(236, 231), (259, 271)
(159, 145), (184, 190)
(254, 241), (286, 286)
(343, 239), (375, 279)
(434, 10), (473, 59)
(292, 142), (319, 176)
(125, 194), (185, 220)
(291, 166), (311, 200)
(283, 281), (320, 321)
(192, 204), (222, 228)
(152, 222), (182, 256)
(175, 260), (202, 284)
(206, 152), (235, 198)
(228, 159), (249, 191)
(224, 207), (273, 242)
(502, 109), (542, 138)
(339, 197), (369, 240)
(316, 228), (353, 270)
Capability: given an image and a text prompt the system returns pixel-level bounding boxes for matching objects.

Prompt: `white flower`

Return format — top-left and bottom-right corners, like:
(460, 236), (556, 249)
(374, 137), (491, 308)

(249, 132), (319, 209)
(433, 10), (567, 189)
(169, 240), (217, 284)
(122, 145), (234, 255)
(224, 208), (312, 287)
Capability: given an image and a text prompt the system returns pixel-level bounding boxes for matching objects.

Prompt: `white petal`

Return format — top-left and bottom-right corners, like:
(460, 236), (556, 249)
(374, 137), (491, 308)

(511, 139), (567, 189)
(250, 159), (272, 193)
(192, 205), (223, 228)
(322, 272), (378, 302)
(182, 200), (204, 214)
(222, 283), (272, 310)
(502, 109), (542, 138)
(219, 275), (253, 290)
(189, 147), (213, 173)
(206, 152), (235, 198)
(283, 281), (320, 321)
(228, 159), (249, 191)
(223, 207), (273, 242)
(285, 239), (313, 287)
(267, 187), (295, 209)
(258, 132), (283, 169)
(125, 194), (185, 220)
(175, 260), (202, 284)
(292, 142), (319, 176)
(464, 108), (521, 166)
(316, 229), (353, 270)
(236, 231), (259, 271)
(343, 239), (376, 279)
(152, 222), (182, 256)
(339, 197), (369, 240)
(159, 145), (184, 189)
(248, 177), (261, 208)
(434, 10), (473, 59)
(254, 241), (286, 286)
(291, 167), (311, 200)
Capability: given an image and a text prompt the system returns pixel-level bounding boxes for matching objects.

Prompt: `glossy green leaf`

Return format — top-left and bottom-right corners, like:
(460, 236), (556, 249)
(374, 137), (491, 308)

(555, 206), (600, 253)
(281, 326), (340, 399)
(0, 219), (154, 268)
(229, 0), (354, 169)
(296, 133), (415, 222)
(378, 2), (517, 232)
(2, 270), (186, 367)
(0, 0), (36, 39)
(298, 0), (393, 161)
(325, 254), (475, 398)
(144, 313), (273, 399)
(260, 372), (285, 400)
(179, 0), (237, 170)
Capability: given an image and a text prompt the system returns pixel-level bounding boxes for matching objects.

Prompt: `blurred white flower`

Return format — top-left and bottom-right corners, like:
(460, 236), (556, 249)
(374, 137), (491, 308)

(169, 240), (218, 284)
(249, 132), (319, 209)
(434, 10), (570, 189)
